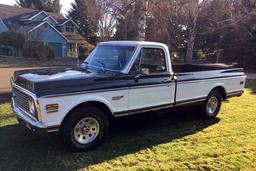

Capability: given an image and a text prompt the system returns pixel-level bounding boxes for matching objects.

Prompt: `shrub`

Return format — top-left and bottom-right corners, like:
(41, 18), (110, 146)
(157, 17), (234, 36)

(23, 44), (55, 60)
(0, 46), (13, 56)
(0, 31), (26, 50)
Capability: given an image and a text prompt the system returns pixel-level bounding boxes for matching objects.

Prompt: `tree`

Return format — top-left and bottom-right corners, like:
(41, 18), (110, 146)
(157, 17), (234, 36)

(97, 0), (116, 41)
(0, 30), (26, 50)
(0, 30), (26, 56)
(67, 0), (256, 66)
(145, 0), (194, 60)
(68, 0), (100, 44)
(194, 0), (256, 64)
(16, 0), (61, 13)
(135, 0), (148, 41)
(109, 0), (149, 40)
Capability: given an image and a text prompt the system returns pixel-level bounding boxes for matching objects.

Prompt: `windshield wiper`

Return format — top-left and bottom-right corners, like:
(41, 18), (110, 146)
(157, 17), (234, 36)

(97, 61), (106, 72)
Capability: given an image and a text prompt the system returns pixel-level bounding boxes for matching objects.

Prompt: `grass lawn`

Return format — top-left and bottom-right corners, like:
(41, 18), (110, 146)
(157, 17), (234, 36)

(0, 80), (256, 170)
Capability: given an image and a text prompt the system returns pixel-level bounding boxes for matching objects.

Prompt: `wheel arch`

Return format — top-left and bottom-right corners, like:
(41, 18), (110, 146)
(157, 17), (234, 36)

(60, 101), (114, 129)
(210, 85), (227, 100)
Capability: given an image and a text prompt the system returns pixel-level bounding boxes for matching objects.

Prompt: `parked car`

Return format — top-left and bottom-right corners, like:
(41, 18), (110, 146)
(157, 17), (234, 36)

(11, 41), (246, 151)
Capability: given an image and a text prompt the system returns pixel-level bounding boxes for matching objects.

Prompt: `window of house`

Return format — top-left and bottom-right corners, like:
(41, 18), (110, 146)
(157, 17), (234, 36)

(130, 48), (167, 74)
(66, 22), (75, 33)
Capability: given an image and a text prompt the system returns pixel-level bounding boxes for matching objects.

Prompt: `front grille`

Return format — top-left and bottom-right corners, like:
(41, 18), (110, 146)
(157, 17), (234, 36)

(13, 88), (30, 114)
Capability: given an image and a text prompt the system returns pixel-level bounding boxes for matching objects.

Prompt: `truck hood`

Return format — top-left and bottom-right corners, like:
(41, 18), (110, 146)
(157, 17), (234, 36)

(13, 67), (129, 97)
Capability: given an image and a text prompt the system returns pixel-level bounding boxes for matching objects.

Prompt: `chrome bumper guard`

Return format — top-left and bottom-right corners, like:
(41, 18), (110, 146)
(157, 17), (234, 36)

(12, 97), (48, 134)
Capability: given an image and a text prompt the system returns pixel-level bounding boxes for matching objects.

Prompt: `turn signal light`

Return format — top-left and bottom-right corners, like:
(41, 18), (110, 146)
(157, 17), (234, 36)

(46, 104), (59, 113)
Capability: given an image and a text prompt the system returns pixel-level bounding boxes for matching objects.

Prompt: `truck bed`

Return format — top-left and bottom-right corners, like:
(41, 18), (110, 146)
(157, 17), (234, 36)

(172, 63), (245, 106)
(172, 63), (237, 73)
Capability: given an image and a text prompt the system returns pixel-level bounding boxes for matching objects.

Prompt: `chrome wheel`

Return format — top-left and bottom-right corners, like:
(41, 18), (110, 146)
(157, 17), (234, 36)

(73, 117), (100, 144)
(207, 96), (218, 114)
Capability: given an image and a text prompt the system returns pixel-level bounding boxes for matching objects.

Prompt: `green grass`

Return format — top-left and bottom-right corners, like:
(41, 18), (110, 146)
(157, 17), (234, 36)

(1, 80), (256, 171)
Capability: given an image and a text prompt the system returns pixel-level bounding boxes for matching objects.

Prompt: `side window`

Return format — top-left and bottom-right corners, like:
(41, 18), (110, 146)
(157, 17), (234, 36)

(130, 48), (167, 74)
(130, 51), (141, 72)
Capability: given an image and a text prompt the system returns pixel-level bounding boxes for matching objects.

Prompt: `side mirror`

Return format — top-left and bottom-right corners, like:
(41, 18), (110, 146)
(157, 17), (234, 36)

(134, 70), (144, 80)
(80, 61), (88, 68)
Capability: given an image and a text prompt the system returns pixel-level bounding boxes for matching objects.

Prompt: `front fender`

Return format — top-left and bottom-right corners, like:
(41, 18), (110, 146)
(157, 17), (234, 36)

(39, 95), (115, 127)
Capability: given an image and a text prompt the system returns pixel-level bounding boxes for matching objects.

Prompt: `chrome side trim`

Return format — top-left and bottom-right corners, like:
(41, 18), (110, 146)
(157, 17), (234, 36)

(41, 75), (245, 99)
(175, 97), (206, 106)
(177, 75), (246, 84)
(114, 104), (174, 117)
(42, 83), (175, 98)
(129, 83), (175, 90)
(226, 90), (244, 98)
(42, 87), (129, 98)
(47, 128), (60, 133)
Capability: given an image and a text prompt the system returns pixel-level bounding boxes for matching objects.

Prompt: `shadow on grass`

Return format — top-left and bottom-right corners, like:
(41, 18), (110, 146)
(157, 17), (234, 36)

(245, 79), (256, 94)
(0, 108), (220, 170)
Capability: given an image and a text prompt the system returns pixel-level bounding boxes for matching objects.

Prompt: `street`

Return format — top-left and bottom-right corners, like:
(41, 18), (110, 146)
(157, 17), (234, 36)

(0, 67), (36, 93)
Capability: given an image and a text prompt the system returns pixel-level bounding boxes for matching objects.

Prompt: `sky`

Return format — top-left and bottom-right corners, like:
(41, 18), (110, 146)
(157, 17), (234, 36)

(0, 0), (74, 14)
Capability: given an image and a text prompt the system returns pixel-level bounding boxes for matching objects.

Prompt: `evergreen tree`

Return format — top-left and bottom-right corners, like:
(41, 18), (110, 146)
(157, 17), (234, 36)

(16, 0), (61, 13)
(68, 0), (99, 44)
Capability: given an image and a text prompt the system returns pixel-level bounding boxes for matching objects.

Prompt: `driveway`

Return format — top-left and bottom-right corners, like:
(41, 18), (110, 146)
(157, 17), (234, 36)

(246, 73), (256, 80)
(0, 67), (40, 93)
(0, 67), (50, 103)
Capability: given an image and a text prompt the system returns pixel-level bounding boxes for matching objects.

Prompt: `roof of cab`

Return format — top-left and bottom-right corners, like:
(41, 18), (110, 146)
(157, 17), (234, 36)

(98, 41), (167, 47)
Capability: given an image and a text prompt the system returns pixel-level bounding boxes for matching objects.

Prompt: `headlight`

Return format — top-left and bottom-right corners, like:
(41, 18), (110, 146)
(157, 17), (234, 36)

(28, 99), (36, 115)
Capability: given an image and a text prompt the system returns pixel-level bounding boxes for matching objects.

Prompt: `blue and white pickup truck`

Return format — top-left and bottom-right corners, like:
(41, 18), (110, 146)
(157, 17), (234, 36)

(11, 41), (246, 151)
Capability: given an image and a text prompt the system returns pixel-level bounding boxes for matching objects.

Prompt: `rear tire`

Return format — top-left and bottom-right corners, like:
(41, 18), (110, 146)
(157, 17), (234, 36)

(200, 90), (222, 118)
(62, 107), (109, 151)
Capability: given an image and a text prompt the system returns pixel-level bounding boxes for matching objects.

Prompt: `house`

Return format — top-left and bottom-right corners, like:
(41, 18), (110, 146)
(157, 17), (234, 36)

(0, 17), (8, 33)
(0, 4), (88, 58)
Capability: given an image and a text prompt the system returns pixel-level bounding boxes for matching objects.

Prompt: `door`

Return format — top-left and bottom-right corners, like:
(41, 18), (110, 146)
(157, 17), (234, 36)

(128, 47), (175, 111)
(48, 42), (63, 57)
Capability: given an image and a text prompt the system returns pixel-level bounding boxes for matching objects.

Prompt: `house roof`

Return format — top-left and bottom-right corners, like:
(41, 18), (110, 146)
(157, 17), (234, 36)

(63, 33), (88, 44)
(27, 21), (69, 42)
(0, 4), (86, 44)
(0, 4), (37, 20)
(0, 4), (66, 23)
(17, 21), (44, 33)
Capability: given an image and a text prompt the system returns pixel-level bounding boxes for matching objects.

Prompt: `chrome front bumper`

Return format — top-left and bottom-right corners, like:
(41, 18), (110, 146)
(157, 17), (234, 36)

(12, 97), (48, 134)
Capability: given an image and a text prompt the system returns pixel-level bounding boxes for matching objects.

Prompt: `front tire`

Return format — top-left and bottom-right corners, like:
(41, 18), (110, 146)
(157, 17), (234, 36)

(200, 90), (222, 118)
(62, 107), (109, 151)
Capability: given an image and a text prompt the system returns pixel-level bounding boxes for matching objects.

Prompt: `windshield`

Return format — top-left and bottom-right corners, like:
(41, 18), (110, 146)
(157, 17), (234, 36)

(86, 45), (136, 71)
